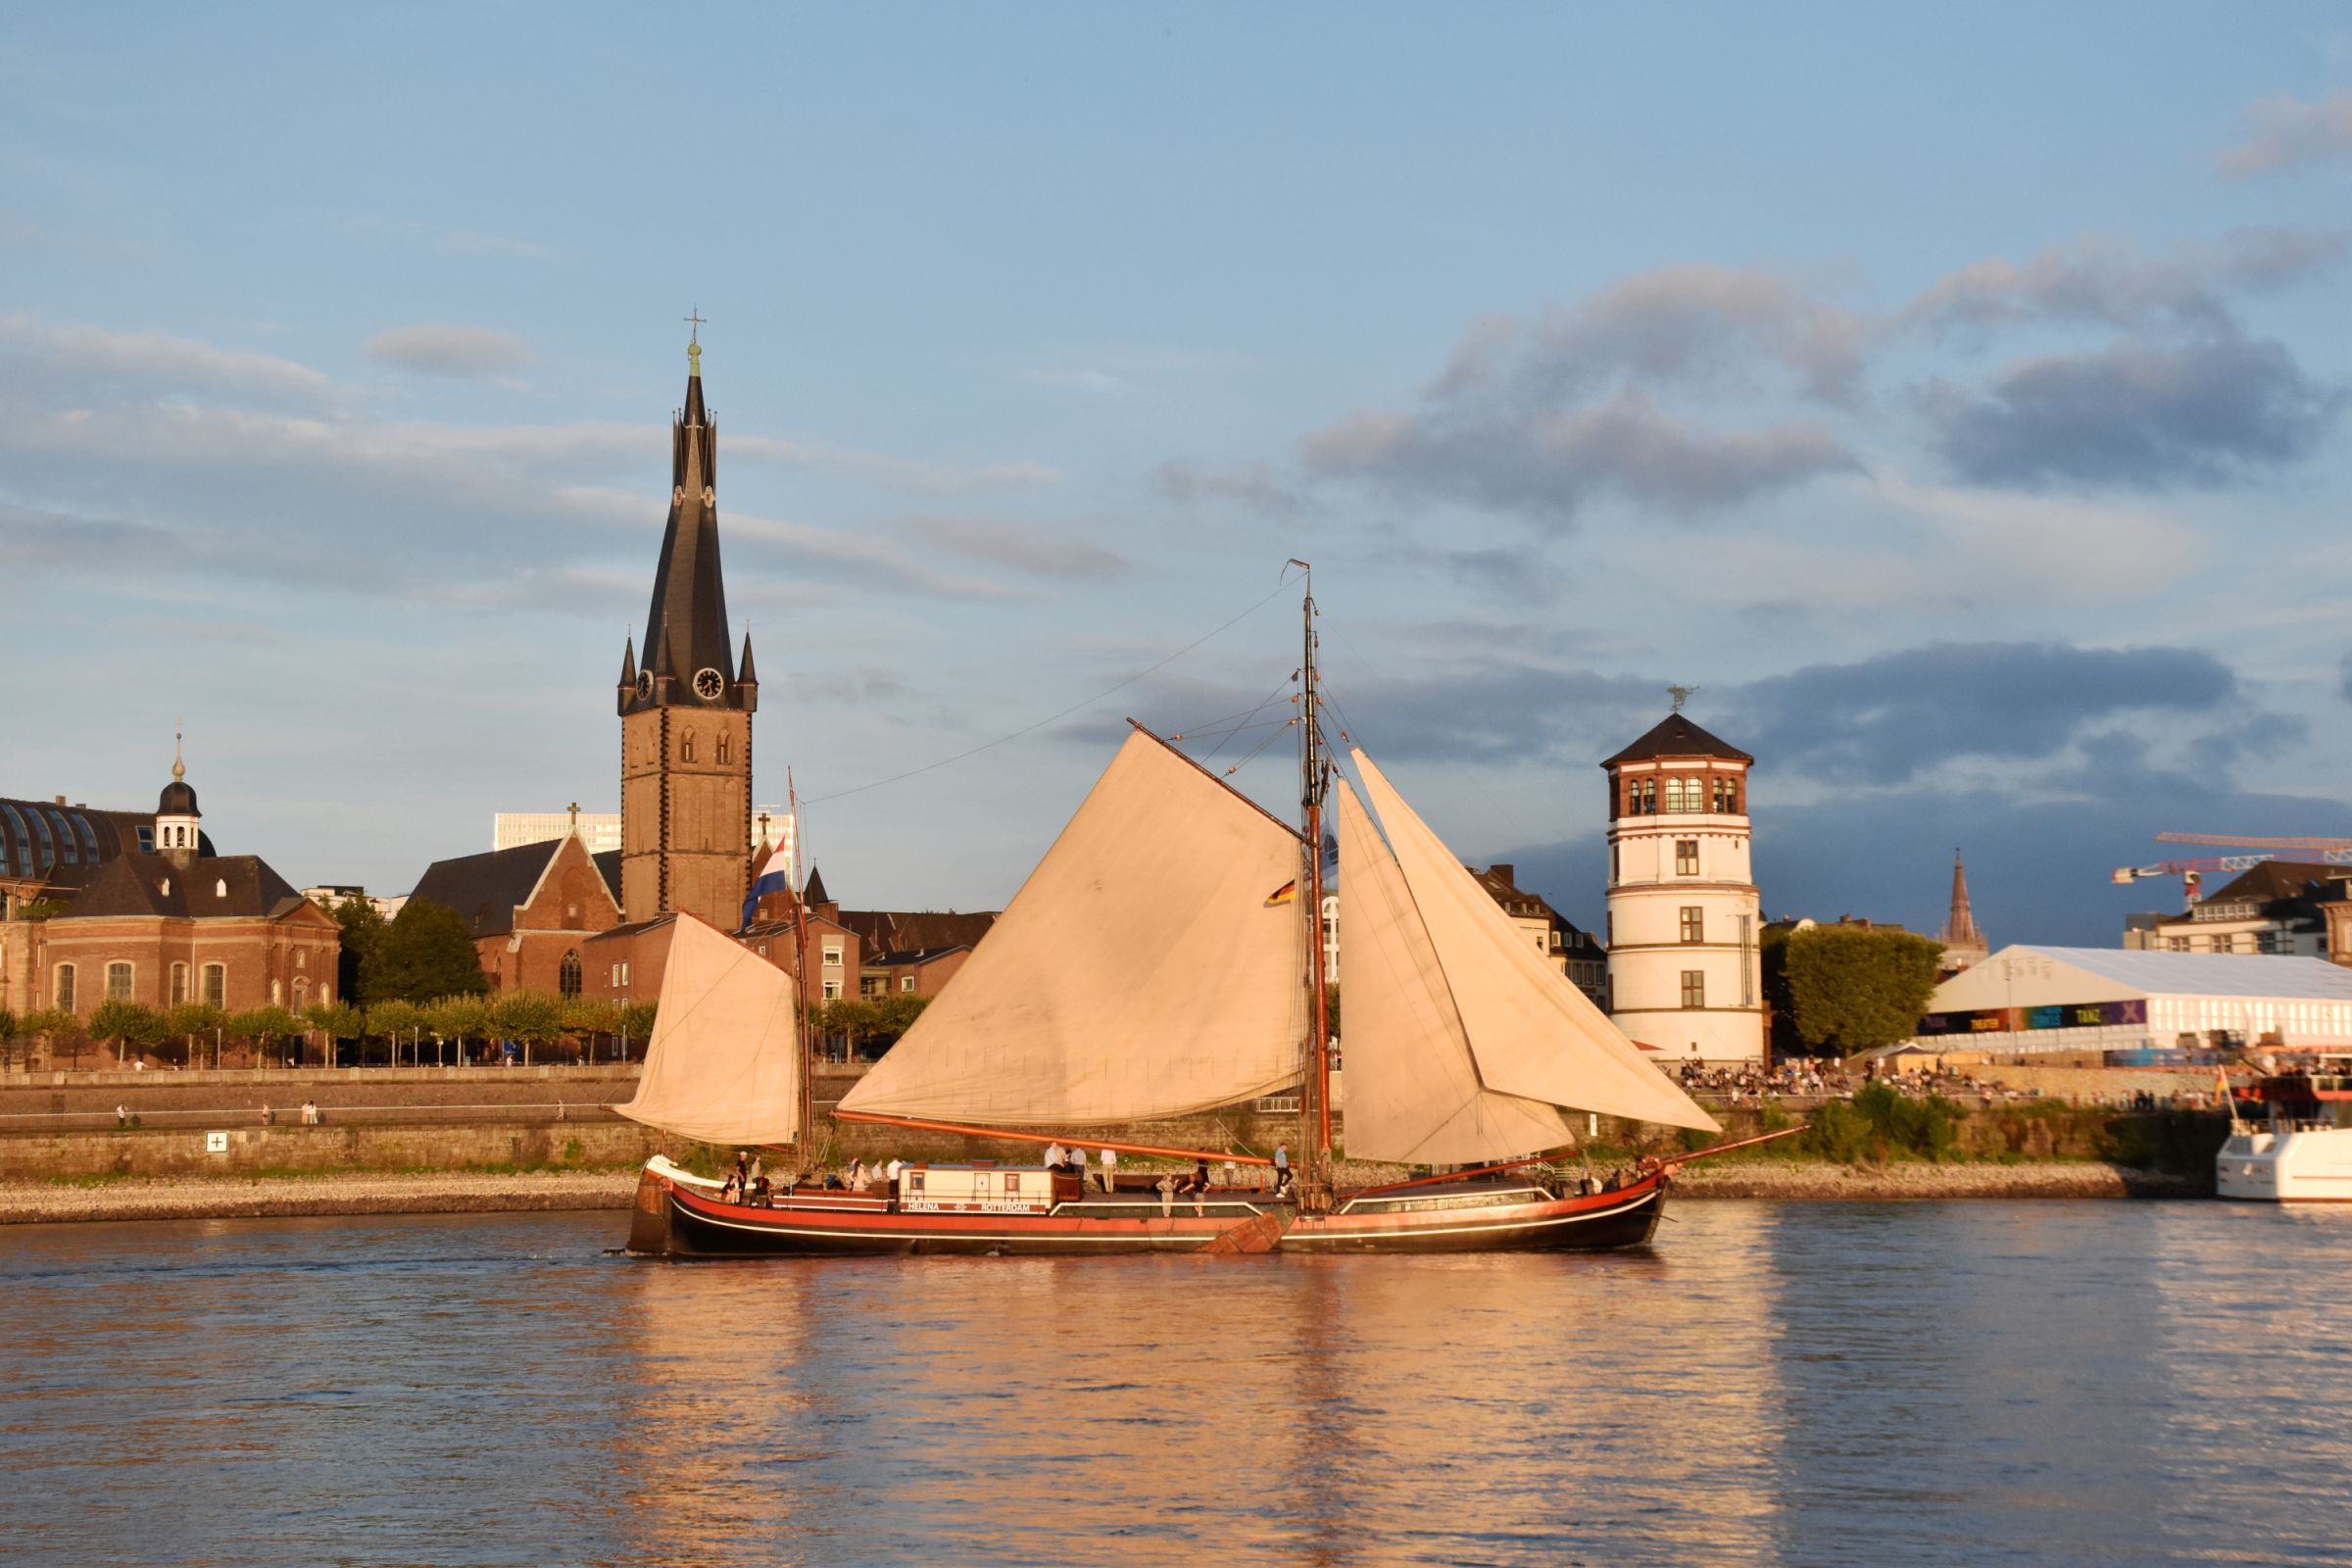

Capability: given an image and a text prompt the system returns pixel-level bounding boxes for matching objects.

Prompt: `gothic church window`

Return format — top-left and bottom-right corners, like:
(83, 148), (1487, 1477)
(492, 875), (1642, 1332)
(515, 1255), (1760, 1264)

(681, 731), (697, 763)
(560, 950), (582, 998)
(717, 733), (731, 765)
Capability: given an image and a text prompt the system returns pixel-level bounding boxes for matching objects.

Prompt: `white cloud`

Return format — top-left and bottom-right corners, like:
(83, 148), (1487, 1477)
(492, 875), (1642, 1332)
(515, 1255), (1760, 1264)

(364, 323), (531, 380)
(2218, 89), (2352, 177)
(0, 314), (328, 404)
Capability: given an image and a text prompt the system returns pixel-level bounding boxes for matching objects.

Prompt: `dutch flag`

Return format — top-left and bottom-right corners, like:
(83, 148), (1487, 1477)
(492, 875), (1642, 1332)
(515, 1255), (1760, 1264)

(743, 843), (795, 929)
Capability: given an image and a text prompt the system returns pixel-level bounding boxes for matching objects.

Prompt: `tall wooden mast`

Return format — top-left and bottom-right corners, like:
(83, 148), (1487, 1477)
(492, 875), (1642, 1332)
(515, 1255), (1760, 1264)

(1294, 562), (1334, 1208)
(788, 768), (816, 1156)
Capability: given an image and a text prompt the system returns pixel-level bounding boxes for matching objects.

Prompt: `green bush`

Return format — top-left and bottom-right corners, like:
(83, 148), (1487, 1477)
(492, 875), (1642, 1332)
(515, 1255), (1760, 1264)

(1801, 1083), (1967, 1163)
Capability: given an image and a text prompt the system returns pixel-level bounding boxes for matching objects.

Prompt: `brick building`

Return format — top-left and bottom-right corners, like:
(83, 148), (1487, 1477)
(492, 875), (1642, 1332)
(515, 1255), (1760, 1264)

(1, 746), (338, 1059)
(616, 333), (759, 932)
(408, 831), (623, 995)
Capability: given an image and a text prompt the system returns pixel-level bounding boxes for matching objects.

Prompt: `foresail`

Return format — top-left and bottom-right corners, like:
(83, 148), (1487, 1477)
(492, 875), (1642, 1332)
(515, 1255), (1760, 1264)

(1336, 779), (1575, 1164)
(1353, 750), (1720, 1135)
(615, 914), (804, 1146)
(839, 729), (1308, 1127)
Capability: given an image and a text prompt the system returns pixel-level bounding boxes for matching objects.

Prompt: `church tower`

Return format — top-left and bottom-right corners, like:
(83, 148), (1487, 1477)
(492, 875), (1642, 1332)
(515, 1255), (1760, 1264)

(617, 328), (759, 929)
(1938, 850), (1988, 976)
(1600, 703), (1764, 1065)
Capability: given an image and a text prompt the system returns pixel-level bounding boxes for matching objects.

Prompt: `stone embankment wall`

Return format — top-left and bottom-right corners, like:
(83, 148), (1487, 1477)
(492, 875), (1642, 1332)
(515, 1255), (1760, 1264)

(1, 1121), (663, 1180)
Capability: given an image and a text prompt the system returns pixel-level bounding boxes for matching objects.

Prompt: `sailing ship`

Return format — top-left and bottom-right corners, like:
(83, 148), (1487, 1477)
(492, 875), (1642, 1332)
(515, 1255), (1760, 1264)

(620, 579), (1723, 1256)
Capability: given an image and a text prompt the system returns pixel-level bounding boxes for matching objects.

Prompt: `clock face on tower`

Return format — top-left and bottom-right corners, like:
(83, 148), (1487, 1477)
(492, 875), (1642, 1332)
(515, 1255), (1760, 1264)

(635, 670), (653, 699)
(694, 667), (724, 701)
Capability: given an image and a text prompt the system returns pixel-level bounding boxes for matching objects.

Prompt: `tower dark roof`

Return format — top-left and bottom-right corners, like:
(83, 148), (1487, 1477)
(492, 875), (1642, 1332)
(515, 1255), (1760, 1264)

(802, 864), (831, 907)
(1600, 712), (1753, 767)
(738, 631), (759, 686)
(158, 737), (199, 816)
(621, 350), (751, 716)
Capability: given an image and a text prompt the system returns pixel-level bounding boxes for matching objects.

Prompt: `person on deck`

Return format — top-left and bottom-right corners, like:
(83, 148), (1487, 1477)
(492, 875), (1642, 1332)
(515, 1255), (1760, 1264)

(1179, 1159), (1210, 1196)
(1098, 1148), (1118, 1194)
(1273, 1143), (1291, 1192)
(1044, 1141), (1065, 1173)
(734, 1152), (751, 1193)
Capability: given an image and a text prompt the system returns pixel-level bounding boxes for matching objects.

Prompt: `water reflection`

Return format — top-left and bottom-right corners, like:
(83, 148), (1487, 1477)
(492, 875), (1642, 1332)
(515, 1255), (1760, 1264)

(4, 1204), (2351, 1565)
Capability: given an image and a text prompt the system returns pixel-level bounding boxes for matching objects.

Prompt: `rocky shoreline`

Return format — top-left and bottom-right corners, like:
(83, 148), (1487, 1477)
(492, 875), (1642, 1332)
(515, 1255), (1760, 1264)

(0, 1158), (2211, 1225)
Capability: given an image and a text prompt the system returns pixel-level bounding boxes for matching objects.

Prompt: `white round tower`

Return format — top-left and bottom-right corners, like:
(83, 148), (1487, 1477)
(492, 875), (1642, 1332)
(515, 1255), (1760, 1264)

(1601, 706), (1764, 1065)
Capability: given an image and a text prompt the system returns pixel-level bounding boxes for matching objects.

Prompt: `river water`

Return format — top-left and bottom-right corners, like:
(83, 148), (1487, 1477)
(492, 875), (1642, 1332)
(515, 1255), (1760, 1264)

(3, 1200), (2347, 1567)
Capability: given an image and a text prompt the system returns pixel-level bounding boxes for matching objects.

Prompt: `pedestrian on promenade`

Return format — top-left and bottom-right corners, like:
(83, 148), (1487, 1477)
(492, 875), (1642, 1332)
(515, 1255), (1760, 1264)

(260, 1103), (274, 1126)
(1099, 1148), (1118, 1194)
(115, 1104), (128, 1127)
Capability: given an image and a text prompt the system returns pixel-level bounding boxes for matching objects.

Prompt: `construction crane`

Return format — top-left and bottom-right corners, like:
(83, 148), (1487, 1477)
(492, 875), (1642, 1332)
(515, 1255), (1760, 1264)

(2111, 855), (2278, 905)
(2155, 831), (2352, 863)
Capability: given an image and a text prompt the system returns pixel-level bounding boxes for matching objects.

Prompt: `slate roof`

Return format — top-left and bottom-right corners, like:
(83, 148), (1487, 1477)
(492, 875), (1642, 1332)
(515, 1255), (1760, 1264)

(0, 798), (202, 888)
(867, 945), (971, 967)
(1601, 713), (1753, 767)
(592, 849), (621, 905)
(2199, 860), (2343, 914)
(410, 841), (563, 939)
(61, 854), (309, 920)
(837, 909), (999, 953)
(620, 362), (747, 712)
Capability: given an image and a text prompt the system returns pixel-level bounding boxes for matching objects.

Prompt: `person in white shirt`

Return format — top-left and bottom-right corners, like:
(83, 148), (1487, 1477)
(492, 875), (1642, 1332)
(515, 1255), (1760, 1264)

(885, 1158), (903, 1185)
(1044, 1142), (1065, 1173)
(1099, 1148), (1118, 1194)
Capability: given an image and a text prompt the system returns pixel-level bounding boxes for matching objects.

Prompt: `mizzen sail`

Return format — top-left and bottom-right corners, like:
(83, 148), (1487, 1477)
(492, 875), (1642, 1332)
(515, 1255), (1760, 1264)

(1352, 749), (1720, 1135)
(1335, 778), (1576, 1164)
(615, 913), (805, 1146)
(839, 729), (1308, 1127)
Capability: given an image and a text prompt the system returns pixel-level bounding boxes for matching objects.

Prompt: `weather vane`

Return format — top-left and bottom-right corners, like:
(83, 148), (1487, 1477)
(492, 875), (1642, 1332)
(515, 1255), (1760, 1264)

(1667, 684), (1698, 713)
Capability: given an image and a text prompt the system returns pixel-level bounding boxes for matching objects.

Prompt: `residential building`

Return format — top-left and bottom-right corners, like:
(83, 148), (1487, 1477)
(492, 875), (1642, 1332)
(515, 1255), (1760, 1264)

(2126, 861), (2340, 958)
(860, 945), (974, 999)
(1601, 709), (1764, 1063)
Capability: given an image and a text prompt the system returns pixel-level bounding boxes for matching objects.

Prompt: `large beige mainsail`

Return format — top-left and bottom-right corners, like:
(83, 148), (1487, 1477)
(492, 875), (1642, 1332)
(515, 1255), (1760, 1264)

(840, 729), (1308, 1126)
(615, 914), (805, 1146)
(1336, 778), (1576, 1164)
(1353, 749), (1720, 1134)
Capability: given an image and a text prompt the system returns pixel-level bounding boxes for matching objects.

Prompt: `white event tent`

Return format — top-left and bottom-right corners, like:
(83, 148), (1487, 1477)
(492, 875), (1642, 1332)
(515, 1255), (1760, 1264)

(1906, 946), (2352, 1057)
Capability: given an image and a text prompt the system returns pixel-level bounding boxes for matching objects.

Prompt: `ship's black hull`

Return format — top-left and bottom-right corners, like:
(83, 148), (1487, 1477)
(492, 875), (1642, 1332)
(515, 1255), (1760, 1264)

(628, 1166), (1666, 1258)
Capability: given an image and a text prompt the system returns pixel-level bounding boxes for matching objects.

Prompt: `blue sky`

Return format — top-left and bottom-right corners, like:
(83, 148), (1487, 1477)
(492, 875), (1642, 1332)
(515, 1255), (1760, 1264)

(6, 3), (2351, 943)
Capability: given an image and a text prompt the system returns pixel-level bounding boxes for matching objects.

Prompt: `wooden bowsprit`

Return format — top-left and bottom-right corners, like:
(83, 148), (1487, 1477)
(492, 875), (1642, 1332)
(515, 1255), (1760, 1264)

(1200, 1206), (1295, 1255)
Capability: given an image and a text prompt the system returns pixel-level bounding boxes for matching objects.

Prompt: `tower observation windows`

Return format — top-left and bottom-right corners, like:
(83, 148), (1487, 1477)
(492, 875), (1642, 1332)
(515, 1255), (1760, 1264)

(1681, 970), (1706, 1008)
(1675, 840), (1700, 876)
(1680, 907), (1704, 943)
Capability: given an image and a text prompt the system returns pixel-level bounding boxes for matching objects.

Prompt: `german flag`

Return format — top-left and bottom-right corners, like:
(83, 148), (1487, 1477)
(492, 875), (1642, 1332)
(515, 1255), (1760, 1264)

(1264, 879), (1298, 906)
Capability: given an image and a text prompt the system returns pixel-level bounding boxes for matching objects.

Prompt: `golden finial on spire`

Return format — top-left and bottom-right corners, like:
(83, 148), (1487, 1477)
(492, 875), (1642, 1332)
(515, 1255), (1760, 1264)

(685, 307), (706, 376)
(172, 724), (185, 782)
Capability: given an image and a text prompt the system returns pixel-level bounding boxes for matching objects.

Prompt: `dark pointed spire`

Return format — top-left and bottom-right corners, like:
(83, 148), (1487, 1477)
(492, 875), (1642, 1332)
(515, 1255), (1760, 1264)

(738, 630), (758, 687)
(1941, 849), (1984, 950)
(626, 329), (745, 712)
(618, 635), (637, 687)
(803, 864), (830, 907)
